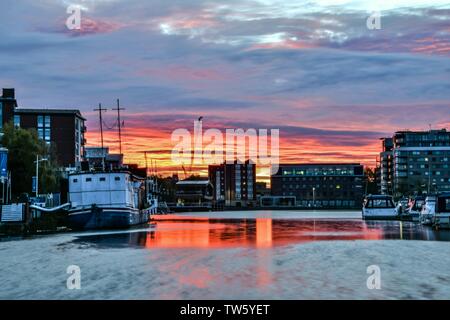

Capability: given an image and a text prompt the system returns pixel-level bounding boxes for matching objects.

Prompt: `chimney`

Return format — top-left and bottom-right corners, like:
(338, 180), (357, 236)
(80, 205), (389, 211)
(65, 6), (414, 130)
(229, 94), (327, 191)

(2, 88), (15, 99)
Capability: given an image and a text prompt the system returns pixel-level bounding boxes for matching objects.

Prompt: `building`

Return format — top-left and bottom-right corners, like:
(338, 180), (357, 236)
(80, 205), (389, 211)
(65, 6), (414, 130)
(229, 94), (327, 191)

(14, 108), (86, 167)
(271, 163), (365, 208)
(1, 88), (86, 168)
(392, 129), (450, 195)
(379, 137), (394, 195)
(208, 160), (256, 207)
(175, 179), (213, 209)
(0, 88), (18, 130)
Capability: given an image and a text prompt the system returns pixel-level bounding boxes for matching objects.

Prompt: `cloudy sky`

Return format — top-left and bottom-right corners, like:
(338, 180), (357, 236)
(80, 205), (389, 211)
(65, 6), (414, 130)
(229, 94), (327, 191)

(1, 0), (450, 179)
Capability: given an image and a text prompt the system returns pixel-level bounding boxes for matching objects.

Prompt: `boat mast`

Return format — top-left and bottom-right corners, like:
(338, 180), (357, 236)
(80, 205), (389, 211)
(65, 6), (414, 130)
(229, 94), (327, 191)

(94, 103), (107, 170)
(113, 99), (125, 156)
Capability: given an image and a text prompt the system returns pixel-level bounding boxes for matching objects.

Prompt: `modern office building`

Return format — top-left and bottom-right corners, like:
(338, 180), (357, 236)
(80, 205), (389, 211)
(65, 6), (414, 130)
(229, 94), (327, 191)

(379, 137), (394, 195)
(1, 88), (86, 168)
(208, 160), (256, 207)
(392, 129), (450, 195)
(271, 163), (365, 208)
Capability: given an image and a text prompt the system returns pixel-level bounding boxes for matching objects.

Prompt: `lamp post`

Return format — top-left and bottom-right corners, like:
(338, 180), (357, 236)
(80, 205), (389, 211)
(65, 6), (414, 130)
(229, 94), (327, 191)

(312, 187), (316, 208)
(34, 155), (48, 197)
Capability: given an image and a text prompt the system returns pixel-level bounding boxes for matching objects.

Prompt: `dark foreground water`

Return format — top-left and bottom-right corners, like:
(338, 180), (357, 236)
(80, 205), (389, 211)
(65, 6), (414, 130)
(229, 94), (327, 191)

(1, 211), (450, 299)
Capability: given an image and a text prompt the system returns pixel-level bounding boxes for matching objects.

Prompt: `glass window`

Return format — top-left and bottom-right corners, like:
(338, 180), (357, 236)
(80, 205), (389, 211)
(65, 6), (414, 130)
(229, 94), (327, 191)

(86, 178), (92, 182)
(45, 116), (51, 127)
(38, 128), (44, 139)
(14, 115), (20, 127)
(44, 128), (51, 141)
(37, 115), (44, 127)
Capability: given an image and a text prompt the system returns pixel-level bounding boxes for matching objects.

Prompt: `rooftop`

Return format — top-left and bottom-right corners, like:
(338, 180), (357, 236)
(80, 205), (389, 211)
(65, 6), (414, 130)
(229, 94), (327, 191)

(15, 108), (86, 120)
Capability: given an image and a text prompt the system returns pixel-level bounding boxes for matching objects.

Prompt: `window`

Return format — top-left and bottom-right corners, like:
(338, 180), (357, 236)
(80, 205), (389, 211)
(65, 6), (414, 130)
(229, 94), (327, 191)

(14, 115), (20, 127)
(99, 177), (106, 182)
(86, 178), (92, 182)
(115, 177), (120, 181)
(37, 115), (51, 142)
(44, 128), (51, 141)
(0, 102), (3, 129)
(73, 179), (78, 183)
(37, 115), (44, 127)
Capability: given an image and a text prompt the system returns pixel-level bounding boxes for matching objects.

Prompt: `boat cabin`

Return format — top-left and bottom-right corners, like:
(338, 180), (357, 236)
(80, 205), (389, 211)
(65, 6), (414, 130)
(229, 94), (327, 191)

(69, 171), (145, 210)
(363, 195), (395, 209)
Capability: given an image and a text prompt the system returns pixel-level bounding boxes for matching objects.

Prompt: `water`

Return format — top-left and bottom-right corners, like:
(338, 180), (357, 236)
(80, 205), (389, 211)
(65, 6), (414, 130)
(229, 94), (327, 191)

(1, 210), (450, 300)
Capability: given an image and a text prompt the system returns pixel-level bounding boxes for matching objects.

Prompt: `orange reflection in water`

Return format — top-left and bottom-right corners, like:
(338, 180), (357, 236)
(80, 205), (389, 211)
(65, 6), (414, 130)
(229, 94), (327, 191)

(145, 216), (383, 249)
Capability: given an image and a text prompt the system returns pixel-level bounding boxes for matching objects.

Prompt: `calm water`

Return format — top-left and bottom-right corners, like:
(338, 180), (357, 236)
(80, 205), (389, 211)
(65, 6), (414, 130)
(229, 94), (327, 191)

(1, 210), (450, 299)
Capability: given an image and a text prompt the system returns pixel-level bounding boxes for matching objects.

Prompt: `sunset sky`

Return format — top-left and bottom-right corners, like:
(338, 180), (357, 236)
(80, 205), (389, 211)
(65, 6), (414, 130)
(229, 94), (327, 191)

(1, 0), (450, 180)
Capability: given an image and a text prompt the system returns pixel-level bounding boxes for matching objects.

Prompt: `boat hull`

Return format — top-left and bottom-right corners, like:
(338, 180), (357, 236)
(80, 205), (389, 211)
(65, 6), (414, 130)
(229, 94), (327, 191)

(362, 209), (399, 220)
(68, 207), (149, 230)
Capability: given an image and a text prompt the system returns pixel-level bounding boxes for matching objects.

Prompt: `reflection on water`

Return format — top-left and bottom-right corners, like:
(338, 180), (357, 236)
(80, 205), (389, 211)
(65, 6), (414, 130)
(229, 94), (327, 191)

(72, 215), (450, 249)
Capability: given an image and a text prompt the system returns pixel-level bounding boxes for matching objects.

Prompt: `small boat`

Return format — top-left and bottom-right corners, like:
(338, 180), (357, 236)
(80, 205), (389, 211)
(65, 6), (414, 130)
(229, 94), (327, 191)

(68, 171), (150, 230)
(420, 196), (437, 226)
(432, 193), (450, 229)
(362, 195), (398, 220)
(403, 196), (426, 222)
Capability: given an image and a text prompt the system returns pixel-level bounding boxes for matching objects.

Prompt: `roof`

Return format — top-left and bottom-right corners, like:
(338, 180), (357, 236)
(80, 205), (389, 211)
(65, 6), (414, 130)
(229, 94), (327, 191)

(15, 108), (86, 120)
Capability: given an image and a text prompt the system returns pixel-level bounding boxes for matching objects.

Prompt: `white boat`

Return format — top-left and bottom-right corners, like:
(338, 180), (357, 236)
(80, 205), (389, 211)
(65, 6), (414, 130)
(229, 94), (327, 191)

(420, 196), (437, 226)
(432, 193), (450, 229)
(68, 171), (150, 230)
(404, 196), (426, 222)
(362, 195), (398, 220)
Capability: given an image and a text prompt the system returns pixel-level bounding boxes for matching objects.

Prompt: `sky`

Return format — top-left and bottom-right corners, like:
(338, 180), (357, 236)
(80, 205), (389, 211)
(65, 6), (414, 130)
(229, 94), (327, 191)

(1, 0), (450, 180)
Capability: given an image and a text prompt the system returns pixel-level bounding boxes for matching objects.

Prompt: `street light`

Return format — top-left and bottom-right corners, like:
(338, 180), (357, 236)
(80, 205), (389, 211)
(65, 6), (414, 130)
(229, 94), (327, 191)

(34, 155), (48, 197)
(312, 187), (316, 208)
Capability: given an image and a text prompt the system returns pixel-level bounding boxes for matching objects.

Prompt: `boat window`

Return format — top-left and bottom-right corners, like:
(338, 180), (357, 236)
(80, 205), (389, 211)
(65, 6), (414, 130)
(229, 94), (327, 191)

(366, 198), (394, 208)
(115, 177), (121, 181)
(73, 179), (78, 183)
(86, 178), (92, 182)
(99, 177), (106, 182)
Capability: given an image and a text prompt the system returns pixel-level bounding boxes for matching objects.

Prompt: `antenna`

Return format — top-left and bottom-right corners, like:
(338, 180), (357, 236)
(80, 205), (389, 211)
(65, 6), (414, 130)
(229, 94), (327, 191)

(112, 99), (125, 155)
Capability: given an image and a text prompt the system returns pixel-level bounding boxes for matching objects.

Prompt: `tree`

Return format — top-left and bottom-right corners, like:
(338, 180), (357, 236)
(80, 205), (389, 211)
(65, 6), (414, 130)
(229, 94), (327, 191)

(1, 122), (60, 199)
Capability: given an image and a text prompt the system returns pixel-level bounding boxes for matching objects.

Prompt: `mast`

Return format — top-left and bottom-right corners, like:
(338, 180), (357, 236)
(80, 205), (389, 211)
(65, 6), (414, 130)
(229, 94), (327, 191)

(94, 103), (107, 169)
(113, 99), (125, 156)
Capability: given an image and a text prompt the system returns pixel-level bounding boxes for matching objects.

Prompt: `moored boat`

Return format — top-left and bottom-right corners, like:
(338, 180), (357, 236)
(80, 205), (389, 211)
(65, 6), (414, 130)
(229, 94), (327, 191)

(403, 196), (426, 222)
(362, 195), (398, 220)
(420, 196), (437, 226)
(68, 171), (150, 230)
